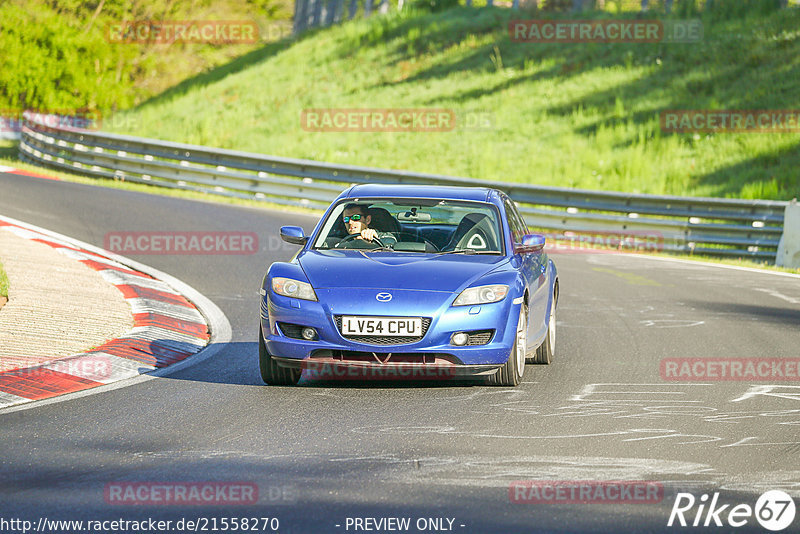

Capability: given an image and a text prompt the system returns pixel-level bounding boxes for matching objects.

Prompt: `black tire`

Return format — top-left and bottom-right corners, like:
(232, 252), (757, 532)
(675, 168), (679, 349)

(487, 305), (526, 387)
(259, 328), (301, 385)
(532, 288), (557, 365)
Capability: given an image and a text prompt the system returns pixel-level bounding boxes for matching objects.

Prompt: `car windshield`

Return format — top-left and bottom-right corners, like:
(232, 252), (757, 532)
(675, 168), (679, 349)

(312, 198), (503, 254)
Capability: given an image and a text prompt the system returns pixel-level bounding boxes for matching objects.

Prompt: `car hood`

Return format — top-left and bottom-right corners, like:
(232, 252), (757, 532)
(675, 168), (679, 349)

(298, 249), (507, 292)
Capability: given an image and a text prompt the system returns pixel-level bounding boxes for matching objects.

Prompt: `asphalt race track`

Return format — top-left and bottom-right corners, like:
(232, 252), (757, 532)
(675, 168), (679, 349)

(1, 171), (799, 534)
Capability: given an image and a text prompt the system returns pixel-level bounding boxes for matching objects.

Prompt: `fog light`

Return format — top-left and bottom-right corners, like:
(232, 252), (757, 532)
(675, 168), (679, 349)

(301, 327), (317, 340)
(451, 332), (469, 346)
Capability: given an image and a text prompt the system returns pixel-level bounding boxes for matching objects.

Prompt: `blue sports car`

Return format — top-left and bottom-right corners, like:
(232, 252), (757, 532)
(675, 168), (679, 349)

(259, 184), (558, 386)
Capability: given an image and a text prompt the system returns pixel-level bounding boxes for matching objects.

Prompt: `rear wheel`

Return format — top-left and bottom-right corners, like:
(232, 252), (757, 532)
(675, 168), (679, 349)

(532, 289), (557, 365)
(259, 327), (301, 385)
(487, 304), (526, 387)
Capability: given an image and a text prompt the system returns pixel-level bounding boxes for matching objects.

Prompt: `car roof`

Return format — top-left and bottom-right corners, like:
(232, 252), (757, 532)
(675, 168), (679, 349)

(345, 184), (498, 203)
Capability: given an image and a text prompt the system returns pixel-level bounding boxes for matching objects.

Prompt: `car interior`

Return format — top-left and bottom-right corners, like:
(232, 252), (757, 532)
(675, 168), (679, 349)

(323, 204), (500, 253)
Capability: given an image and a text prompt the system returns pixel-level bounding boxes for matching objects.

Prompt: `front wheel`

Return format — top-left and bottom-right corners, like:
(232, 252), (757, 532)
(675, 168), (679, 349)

(487, 304), (527, 387)
(259, 327), (301, 385)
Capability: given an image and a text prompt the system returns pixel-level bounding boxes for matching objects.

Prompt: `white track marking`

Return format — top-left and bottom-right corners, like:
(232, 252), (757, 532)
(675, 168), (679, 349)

(127, 326), (208, 348)
(127, 298), (205, 322)
(97, 269), (176, 292)
(753, 288), (800, 304)
(731, 385), (800, 403)
(0, 391), (28, 407)
(612, 252), (800, 279)
(639, 319), (705, 328)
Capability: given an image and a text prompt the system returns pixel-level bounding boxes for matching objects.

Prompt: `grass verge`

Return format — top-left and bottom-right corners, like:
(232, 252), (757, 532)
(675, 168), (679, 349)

(105, 6), (800, 200)
(0, 259), (8, 299)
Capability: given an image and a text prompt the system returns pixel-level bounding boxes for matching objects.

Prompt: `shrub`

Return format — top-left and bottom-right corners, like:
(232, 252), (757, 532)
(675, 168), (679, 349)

(405, 0), (461, 12)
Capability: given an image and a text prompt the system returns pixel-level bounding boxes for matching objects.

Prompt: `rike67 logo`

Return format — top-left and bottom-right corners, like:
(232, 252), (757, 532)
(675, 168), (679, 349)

(668, 490), (796, 531)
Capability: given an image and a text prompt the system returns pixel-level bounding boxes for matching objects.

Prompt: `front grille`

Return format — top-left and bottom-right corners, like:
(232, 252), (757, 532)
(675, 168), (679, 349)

(335, 316), (431, 345)
(311, 349), (463, 365)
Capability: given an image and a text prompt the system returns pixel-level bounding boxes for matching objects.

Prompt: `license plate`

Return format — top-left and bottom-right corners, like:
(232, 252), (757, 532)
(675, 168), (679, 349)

(340, 316), (422, 337)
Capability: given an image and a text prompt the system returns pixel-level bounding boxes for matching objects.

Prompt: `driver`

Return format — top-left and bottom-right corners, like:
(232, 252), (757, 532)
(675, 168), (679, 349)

(342, 203), (397, 246)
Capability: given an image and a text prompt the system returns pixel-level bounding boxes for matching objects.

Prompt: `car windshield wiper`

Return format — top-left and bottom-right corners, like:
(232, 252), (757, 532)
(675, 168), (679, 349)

(357, 247), (394, 258)
(436, 249), (500, 255)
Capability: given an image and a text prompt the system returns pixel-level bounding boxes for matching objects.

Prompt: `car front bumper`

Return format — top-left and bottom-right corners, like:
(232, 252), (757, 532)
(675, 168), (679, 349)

(260, 290), (520, 374)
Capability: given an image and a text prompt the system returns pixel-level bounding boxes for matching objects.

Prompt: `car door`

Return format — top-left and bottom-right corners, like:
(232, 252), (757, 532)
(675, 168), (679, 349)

(503, 196), (549, 346)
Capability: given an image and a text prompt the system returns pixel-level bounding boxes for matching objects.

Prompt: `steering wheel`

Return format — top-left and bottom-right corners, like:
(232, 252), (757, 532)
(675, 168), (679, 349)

(335, 232), (390, 249)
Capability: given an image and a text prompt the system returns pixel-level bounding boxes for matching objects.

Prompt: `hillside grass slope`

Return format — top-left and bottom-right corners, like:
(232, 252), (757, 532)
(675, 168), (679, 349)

(0, 0), (292, 113)
(64, 5), (800, 199)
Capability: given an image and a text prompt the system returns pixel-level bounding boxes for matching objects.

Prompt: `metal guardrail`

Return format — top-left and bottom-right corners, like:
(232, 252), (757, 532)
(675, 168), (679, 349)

(19, 111), (788, 261)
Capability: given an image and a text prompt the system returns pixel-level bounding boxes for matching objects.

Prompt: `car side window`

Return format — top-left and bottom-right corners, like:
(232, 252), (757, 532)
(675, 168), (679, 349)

(503, 197), (526, 245)
(510, 200), (529, 238)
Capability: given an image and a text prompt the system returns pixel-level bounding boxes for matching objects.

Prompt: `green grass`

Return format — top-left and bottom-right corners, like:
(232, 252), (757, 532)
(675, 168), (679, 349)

(0, 0), (293, 113)
(101, 5), (800, 201)
(0, 260), (8, 299)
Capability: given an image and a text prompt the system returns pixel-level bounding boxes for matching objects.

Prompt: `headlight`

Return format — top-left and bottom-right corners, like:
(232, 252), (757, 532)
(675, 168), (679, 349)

(271, 277), (318, 301)
(452, 284), (509, 306)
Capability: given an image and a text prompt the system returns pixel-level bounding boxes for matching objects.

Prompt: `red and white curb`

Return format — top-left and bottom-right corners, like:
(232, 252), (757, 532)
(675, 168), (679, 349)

(0, 165), (61, 181)
(0, 215), (230, 410)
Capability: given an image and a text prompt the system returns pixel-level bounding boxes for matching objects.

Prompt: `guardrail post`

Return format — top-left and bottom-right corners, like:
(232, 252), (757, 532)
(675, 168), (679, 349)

(325, 0), (338, 25)
(294, 0), (308, 33)
(776, 199), (800, 269)
(312, 0), (323, 27)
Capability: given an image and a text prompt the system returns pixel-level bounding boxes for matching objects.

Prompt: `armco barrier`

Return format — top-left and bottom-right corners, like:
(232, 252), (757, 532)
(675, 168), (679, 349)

(18, 111), (789, 262)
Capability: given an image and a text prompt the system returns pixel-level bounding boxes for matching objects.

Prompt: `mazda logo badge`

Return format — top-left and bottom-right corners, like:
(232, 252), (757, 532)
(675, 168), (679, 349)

(376, 292), (392, 302)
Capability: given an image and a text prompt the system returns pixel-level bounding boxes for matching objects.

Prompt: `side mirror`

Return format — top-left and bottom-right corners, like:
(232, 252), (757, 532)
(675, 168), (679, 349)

(280, 226), (308, 246)
(516, 233), (546, 253)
